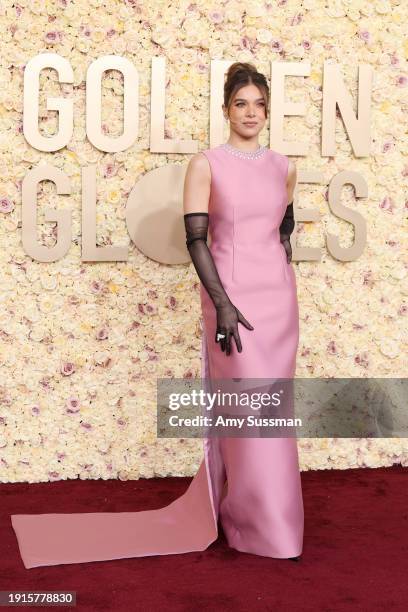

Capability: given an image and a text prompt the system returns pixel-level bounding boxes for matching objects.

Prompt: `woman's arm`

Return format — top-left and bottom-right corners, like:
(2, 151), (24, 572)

(286, 159), (297, 207)
(183, 153), (210, 216)
(183, 154), (254, 355)
(280, 160), (297, 263)
(183, 153), (228, 308)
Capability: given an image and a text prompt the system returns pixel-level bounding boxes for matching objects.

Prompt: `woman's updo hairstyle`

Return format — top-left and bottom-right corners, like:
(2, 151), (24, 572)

(224, 62), (269, 119)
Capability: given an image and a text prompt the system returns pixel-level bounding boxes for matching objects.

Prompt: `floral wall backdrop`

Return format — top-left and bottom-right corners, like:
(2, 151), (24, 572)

(0, 0), (407, 483)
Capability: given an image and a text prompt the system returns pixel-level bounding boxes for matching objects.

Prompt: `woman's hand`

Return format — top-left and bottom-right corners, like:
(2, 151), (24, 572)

(215, 301), (254, 355)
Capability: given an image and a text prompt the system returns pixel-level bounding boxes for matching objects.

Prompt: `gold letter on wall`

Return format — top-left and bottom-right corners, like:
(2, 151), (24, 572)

(326, 171), (367, 260)
(22, 165), (72, 262)
(82, 165), (128, 261)
(270, 61), (311, 155)
(322, 62), (372, 157)
(150, 56), (197, 153)
(23, 53), (73, 152)
(86, 55), (139, 152)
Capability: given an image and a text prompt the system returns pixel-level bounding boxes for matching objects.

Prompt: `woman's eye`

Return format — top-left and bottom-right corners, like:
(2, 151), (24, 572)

(236, 102), (264, 107)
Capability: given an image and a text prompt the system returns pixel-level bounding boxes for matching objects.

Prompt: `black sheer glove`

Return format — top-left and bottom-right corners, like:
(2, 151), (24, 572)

(184, 212), (254, 355)
(279, 201), (295, 263)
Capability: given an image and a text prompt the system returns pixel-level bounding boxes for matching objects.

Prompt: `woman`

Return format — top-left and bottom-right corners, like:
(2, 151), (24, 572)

(10, 62), (303, 568)
(184, 62), (303, 560)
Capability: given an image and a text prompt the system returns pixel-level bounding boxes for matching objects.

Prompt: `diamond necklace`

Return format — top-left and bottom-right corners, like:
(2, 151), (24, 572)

(220, 142), (268, 159)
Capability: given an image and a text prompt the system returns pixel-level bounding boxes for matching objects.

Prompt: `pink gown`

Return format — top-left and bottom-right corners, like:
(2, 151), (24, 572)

(11, 144), (304, 568)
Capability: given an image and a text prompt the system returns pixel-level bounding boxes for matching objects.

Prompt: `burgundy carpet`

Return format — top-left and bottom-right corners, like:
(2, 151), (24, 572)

(1, 464), (407, 611)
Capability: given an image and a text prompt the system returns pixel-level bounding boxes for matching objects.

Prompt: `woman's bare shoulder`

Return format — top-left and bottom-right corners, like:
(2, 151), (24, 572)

(185, 152), (211, 184)
(183, 152), (211, 214)
(286, 159), (297, 186)
(188, 151), (211, 171)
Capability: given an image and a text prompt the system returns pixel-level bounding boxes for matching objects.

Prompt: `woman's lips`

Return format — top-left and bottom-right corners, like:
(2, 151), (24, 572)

(244, 122), (257, 126)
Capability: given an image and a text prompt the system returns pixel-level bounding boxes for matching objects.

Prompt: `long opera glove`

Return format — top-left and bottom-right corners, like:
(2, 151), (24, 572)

(279, 201), (295, 263)
(184, 212), (254, 355)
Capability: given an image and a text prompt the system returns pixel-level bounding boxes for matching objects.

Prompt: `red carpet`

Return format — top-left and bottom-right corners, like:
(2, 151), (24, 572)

(1, 464), (407, 611)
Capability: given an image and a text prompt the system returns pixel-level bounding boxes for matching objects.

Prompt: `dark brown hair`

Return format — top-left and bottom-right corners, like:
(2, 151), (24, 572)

(224, 62), (269, 119)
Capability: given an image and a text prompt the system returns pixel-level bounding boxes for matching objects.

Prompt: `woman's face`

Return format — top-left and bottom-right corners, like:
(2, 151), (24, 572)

(223, 83), (267, 140)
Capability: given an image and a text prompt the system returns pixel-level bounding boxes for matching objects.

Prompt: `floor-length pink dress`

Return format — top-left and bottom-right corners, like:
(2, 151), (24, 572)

(11, 144), (304, 568)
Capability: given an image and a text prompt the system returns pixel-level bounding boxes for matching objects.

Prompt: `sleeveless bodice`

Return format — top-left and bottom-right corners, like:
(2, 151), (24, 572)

(203, 145), (289, 246)
(200, 144), (291, 287)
